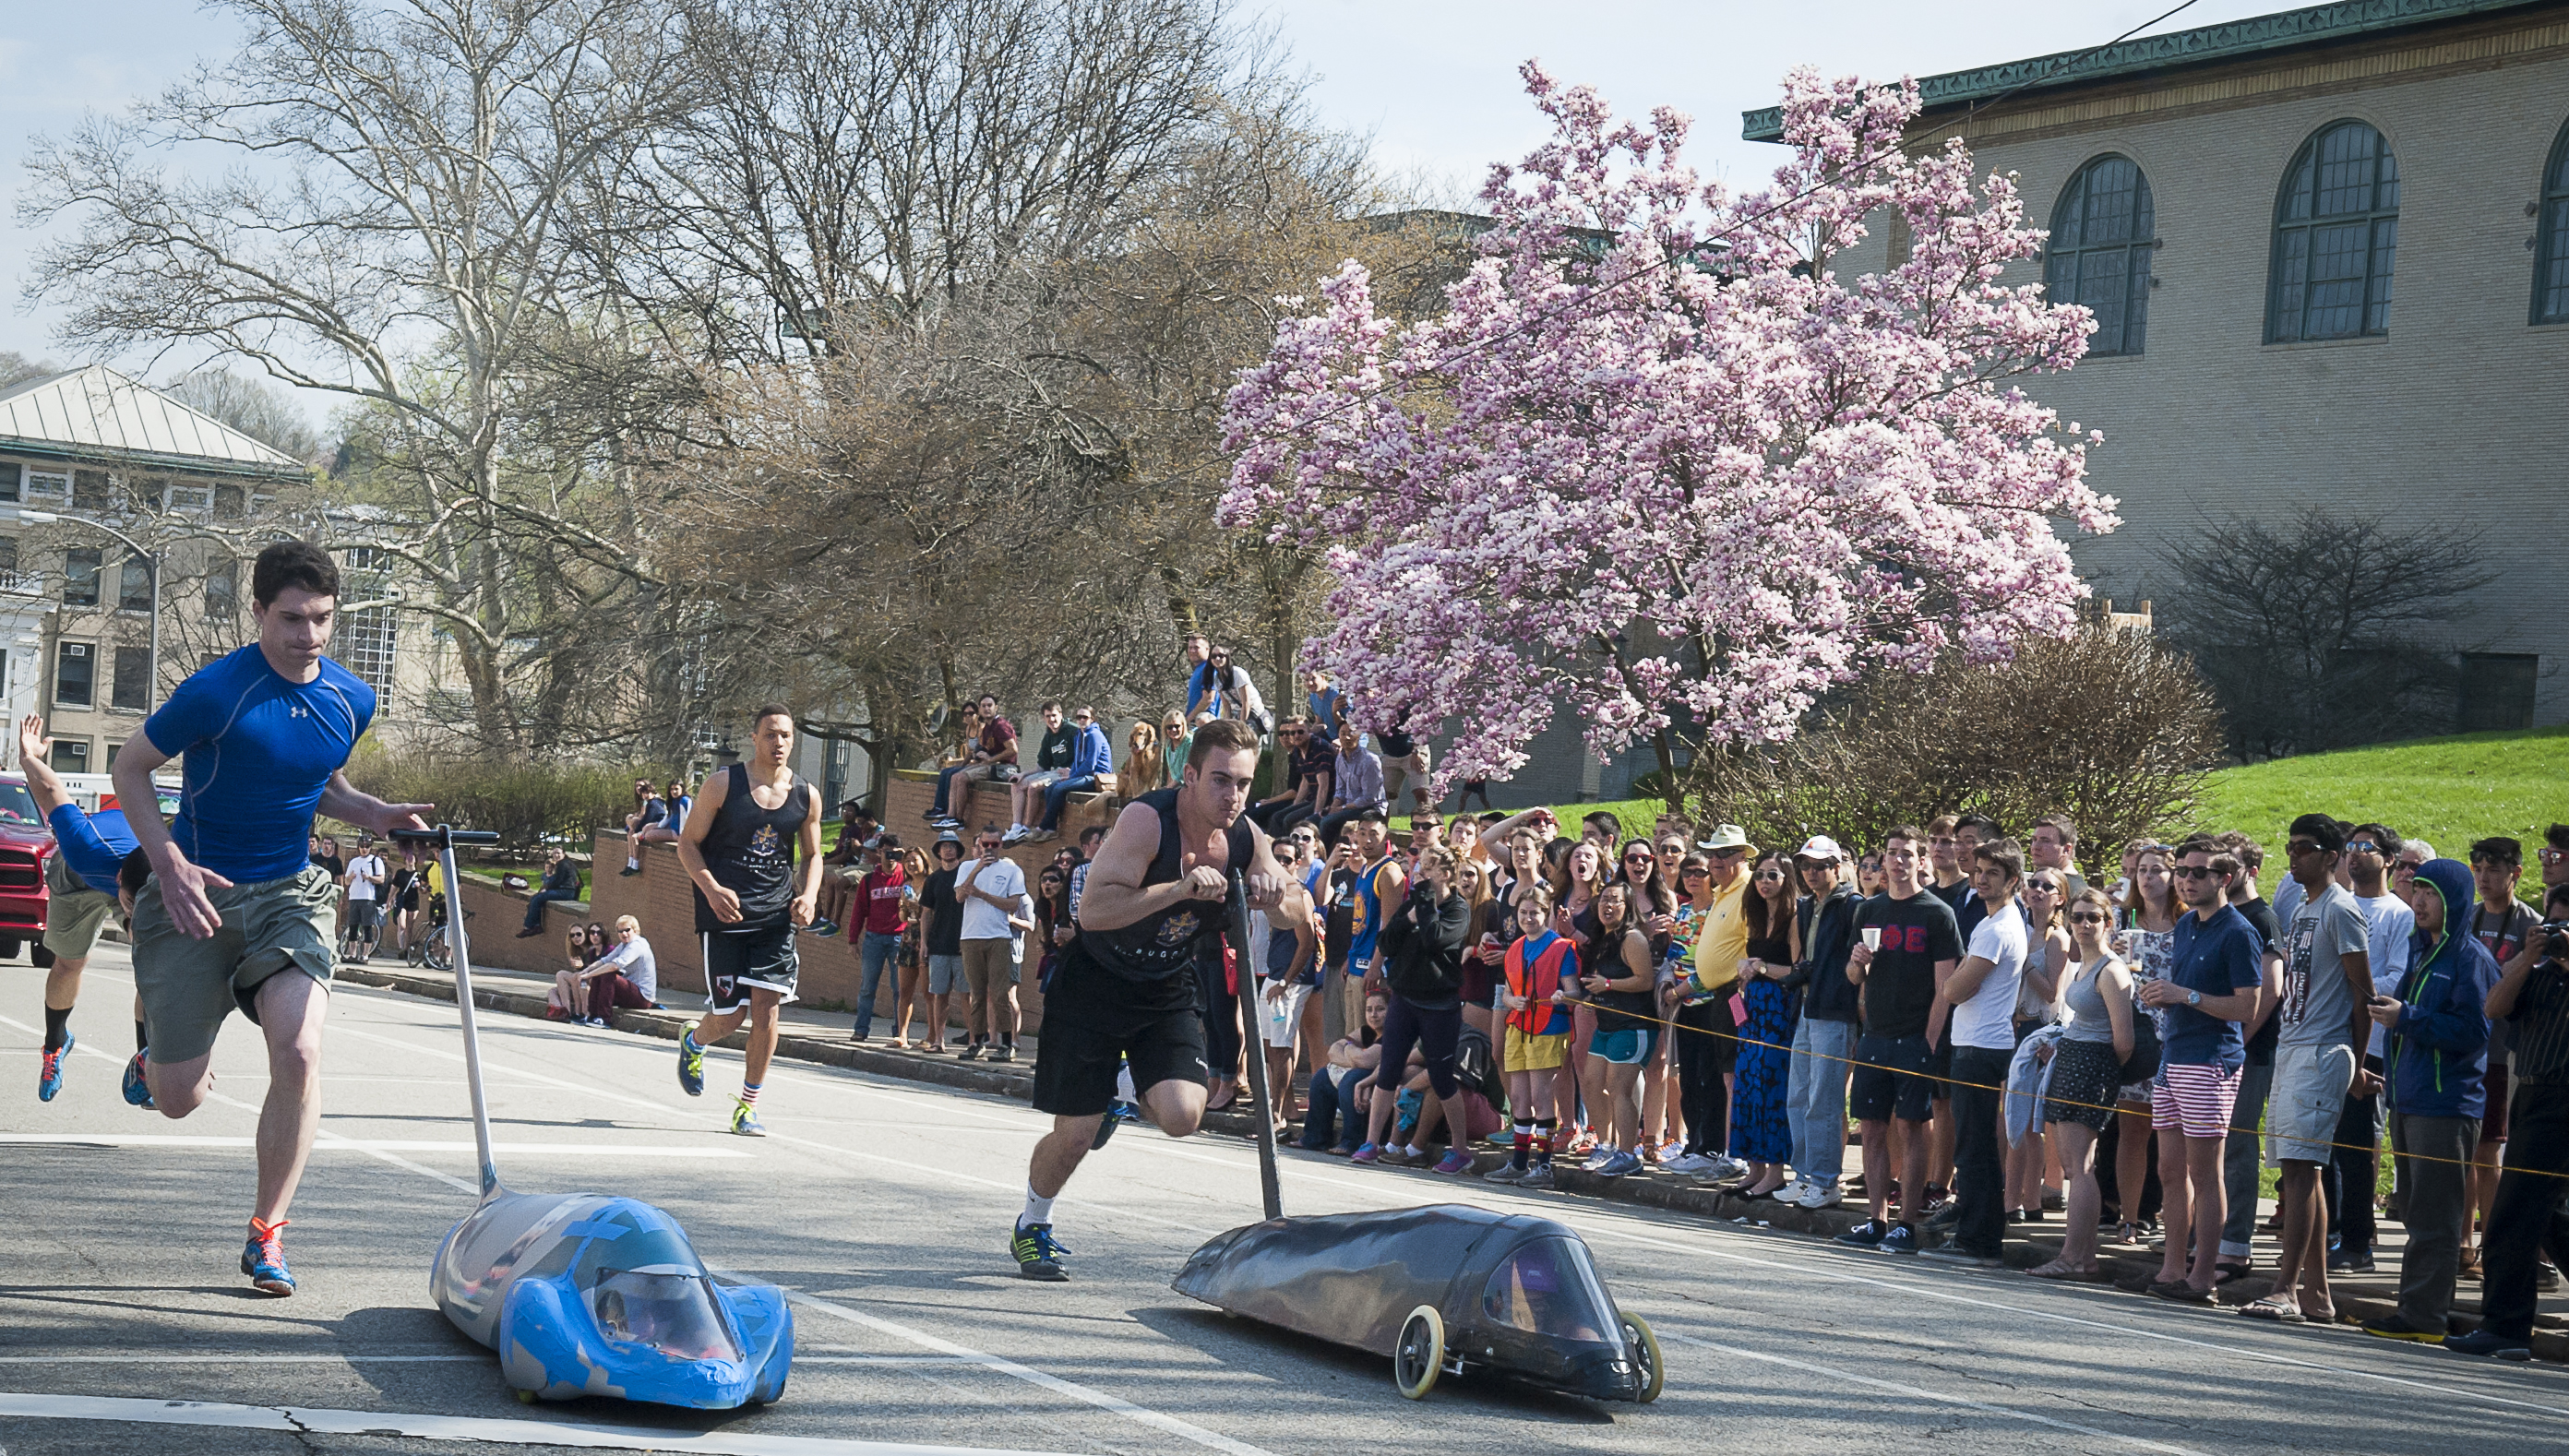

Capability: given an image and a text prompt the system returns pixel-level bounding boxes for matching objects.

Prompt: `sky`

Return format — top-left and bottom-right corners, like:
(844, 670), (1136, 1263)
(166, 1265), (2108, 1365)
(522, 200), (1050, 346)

(0, 0), (2289, 430)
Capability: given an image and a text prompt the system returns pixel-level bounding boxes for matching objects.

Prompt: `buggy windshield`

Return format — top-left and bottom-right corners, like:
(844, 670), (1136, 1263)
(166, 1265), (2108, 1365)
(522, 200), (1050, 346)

(1480, 1235), (1616, 1344)
(588, 1271), (739, 1361)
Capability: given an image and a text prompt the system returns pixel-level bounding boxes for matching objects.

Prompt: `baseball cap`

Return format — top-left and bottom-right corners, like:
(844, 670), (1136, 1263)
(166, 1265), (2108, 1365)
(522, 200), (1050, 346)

(1795, 834), (1846, 863)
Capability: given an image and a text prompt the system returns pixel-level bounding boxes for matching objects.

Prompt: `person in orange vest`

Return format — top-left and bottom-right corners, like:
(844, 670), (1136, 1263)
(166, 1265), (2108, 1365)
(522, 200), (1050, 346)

(1488, 887), (1579, 1189)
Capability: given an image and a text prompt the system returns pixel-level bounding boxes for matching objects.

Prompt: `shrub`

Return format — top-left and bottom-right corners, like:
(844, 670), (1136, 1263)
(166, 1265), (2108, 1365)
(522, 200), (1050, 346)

(1680, 627), (2222, 857)
(343, 746), (650, 853)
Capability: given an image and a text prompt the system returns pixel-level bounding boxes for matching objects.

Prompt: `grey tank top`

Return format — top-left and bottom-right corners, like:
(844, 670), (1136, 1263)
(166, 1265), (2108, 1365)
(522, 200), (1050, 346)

(2061, 955), (2122, 1044)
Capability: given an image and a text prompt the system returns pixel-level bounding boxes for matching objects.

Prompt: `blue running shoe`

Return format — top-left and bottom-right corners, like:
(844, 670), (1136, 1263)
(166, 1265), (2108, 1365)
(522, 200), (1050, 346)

(677, 1023), (706, 1097)
(123, 1051), (155, 1109)
(37, 1032), (70, 1102)
(1011, 1221), (1069, 1282)
(730, 1100), (767, 1138)
(242, 1218), (295, 1296)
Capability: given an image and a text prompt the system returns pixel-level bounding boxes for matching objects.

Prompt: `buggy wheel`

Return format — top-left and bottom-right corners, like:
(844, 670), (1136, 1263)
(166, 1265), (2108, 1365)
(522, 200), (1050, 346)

(1620, 1311), (1663, 1403)
(1392, 1305), (1444, 1400)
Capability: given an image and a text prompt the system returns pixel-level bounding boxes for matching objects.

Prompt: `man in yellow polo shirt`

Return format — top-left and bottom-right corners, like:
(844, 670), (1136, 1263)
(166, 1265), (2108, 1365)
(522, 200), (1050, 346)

(1677, 824), (1754, 1180)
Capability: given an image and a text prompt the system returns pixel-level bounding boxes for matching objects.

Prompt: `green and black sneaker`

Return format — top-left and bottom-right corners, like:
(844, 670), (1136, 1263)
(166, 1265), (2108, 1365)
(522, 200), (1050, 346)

(1011, 1220), (1069, 1282)
(677, 1023), (706, 1097)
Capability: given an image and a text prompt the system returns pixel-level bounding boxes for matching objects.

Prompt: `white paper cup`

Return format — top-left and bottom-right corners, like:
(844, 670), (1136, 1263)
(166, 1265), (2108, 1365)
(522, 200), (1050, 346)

(1861, 926), (1883, 952)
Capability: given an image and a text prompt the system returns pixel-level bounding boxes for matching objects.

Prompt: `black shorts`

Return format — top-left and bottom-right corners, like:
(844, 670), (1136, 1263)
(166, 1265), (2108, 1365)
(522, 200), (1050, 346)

(1033, 1008), (1209, 1118)
(397, 889), (421, 913)
(1850, 1032), (1935, 1123)
(344, 900), (383, 931)
(703, 923), (799, 1011)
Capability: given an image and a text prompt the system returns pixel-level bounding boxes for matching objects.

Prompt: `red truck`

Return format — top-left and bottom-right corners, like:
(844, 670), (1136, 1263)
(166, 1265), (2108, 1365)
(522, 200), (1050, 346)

(0, 773), (54, 963)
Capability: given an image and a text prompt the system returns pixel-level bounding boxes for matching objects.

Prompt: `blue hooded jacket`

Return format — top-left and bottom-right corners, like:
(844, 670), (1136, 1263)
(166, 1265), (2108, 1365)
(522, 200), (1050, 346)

(2386, 858), (2500, 1120)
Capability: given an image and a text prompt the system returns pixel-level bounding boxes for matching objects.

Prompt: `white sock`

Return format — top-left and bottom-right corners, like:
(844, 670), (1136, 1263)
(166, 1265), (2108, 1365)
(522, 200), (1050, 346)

(1022, 1184), (1055, 1228)
(625, 855), (639, 870)
(1115, 1065), (1137, 1103)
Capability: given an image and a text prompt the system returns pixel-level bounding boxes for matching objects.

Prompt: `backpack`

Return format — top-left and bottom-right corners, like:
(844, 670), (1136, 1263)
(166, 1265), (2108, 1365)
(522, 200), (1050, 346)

(2118, 1009), (2162, 1085)
(1453, 1023), (1506, 1111)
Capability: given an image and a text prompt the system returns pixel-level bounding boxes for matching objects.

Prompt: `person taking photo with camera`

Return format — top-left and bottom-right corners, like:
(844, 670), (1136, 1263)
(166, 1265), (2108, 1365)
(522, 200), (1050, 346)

(2448, 882), (2569, 1358)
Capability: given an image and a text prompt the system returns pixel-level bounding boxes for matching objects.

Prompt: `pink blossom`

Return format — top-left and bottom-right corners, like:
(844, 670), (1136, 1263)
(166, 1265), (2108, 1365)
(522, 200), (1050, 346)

(1220, 65), (2119, 787)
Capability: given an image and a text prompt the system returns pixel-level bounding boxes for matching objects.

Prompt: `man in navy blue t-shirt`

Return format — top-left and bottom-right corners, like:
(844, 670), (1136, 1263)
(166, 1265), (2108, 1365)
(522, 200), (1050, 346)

(112, 541), (432, 1298)
(2135, 839), (2270, 1301)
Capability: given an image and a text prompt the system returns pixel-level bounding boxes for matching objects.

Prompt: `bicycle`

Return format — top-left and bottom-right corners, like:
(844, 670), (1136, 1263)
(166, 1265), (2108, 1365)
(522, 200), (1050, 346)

(407, 896), (469, 973)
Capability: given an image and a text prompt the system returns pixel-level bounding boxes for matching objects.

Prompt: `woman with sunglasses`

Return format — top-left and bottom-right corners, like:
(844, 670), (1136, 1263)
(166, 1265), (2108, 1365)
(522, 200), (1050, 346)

(1610, 839), (1679, 1159)
(1454, 859), (1504, 1041)
(1554, 840), (1608, 1149)
(2107, 844), (2181, 1243)
(1727, 851), (1801, 1198)
(1663, 853), (1727, 1175)
(1857, 853), (1887, 898)
(2032, 887), (2135, 1280)
(1576, 882), (1657, 1176)
(2012, 870), (2073, 1222)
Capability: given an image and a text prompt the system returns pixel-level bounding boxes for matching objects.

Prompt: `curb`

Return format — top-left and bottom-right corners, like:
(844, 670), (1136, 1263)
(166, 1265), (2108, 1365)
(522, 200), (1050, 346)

(337, 965), (2565, 1364)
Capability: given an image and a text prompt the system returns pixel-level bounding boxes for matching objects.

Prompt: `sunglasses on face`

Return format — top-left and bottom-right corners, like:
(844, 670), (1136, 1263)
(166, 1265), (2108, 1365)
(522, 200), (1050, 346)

(2068, 912), (2109, 925)
(2348, 841), (2381, 854)
(1681, 865), (1708, 877)
(1625, 853), (1655, 865)
(2173, 865), (2218, 879)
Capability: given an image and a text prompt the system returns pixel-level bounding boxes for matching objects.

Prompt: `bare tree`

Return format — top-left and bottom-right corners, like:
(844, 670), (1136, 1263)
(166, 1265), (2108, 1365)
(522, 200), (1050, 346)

(20, 0), (701, 754)
(2154, 507), (2496, 760)
(162, 370), (325, 463)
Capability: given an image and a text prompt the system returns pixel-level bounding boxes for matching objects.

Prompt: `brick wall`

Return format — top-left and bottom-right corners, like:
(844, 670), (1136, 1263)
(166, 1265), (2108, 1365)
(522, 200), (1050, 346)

(1798, 19), (2569, 725)
(584, 768), (1120, 1034)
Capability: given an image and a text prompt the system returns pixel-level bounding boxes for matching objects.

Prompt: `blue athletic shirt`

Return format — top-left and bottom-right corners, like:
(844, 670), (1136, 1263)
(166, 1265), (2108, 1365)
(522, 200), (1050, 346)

(144, 644), (376, 885)
(48, 805), (136, 896)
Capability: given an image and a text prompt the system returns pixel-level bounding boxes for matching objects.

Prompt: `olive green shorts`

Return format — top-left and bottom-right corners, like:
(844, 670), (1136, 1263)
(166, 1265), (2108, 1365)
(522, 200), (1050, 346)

(42, 851), (116, 960)
(132, 863), (338, 1064)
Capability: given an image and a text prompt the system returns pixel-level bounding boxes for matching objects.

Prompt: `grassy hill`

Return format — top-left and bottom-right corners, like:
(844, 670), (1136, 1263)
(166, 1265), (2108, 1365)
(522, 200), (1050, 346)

(2194, 726), (2567, 894)
(1389, 728), (2563, 896)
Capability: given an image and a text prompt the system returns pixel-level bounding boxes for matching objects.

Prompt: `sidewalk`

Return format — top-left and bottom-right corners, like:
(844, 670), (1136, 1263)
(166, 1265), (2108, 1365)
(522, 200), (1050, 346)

(339, 958), (2567, 1363)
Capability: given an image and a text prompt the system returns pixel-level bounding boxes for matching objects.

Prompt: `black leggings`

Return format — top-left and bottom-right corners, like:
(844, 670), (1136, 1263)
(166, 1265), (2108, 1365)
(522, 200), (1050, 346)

(1370, 995), (1462, 1100)
(1675, 1001), (1727, 1156)
(1197, 955), (1242, 1081)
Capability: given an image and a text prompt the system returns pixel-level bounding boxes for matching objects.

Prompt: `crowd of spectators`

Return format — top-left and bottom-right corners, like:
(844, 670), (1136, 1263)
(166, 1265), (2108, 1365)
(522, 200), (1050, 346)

(829, 643), (2569, 1356)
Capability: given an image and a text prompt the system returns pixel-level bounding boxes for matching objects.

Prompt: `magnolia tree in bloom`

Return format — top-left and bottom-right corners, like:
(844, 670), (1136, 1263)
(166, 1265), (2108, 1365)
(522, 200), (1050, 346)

(1218, 65), (2121, 786)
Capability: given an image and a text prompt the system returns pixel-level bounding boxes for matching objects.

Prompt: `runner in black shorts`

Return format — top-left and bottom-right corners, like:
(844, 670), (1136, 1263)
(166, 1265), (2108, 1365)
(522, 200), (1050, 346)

(1012, 718), (1286, 1280)
(674, 705), (824, 1138)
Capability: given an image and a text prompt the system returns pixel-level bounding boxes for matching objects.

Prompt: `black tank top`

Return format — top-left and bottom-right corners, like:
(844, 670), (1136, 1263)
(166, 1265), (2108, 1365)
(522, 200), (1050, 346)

(693, 763), (813, 931)
(1067, 787), (1253, 993)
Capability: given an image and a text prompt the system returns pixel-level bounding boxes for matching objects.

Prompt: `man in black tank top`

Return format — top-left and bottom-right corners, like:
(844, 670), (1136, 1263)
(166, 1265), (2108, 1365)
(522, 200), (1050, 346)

(672, 706), (824, 1139)
(1013, 718), (1288, 1281)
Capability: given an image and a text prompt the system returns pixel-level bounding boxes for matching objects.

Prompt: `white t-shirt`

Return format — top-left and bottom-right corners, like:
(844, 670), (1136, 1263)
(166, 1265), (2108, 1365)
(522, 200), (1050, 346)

(603, 935), (658, 1003)
(2354, 890), (2415, 1057)
(1952, 901), (2027, 1051)
(956, 854), (1029, 941)
(344, 853), (385, 902)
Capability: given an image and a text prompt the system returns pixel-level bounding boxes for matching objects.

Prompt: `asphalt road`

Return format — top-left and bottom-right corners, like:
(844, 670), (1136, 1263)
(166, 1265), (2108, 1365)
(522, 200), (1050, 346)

(7, 943), (2569, 1456)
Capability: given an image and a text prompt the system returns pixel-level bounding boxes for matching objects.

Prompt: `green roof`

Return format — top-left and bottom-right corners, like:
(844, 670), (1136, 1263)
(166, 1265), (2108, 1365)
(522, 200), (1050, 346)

(1740, 0), (2556, 140)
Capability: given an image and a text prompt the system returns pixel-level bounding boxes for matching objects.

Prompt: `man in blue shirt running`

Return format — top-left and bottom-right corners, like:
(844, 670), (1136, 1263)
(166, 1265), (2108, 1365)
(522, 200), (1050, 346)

(21, 713), (147, 1104)
(112, 541), (432, 1298)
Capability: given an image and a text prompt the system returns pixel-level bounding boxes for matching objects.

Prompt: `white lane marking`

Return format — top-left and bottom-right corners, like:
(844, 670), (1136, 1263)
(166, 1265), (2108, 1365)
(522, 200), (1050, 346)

(0, 1133), (748, 1157)
(0, 1390), (1076, 1455)
(1656, 1329), (2214, 1455)
(741, 1281), (1278, 1456)
(50, 997), (1279, 1456)
(0, 1011), (480, 1195)
(0, 1354), (983, 1367)
(323, 1017), (1221, 1235)
(0, 1355), (483, 1365)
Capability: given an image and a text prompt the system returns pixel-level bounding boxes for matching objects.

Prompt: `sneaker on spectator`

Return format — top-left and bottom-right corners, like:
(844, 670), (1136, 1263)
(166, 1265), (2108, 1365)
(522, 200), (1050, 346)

(1515, 1164), (1556, 1189)
(1766, 1175), (1810, 1204)
(1834, 1219), (1889, 1248)
(2361, 1314), (2444, 1343)
(2326, 1247), (2376, 1274)
(1919, 1241), (2002, 1270)
(1880, 1223), (1920, 1256)
(1349, 1142), (1381, 1164)
(1583, 1146), (1618, 1172)
(1432, 1149), (1475, 1175)
(1666, 1152), (1718, 1176)
(1796, 1179), (1844, 1211)
(2445, 1327), (2533, 1359)
(1484, 1162), (1529, 1184)
(1001, 826), (1028, 844)
(1655, 1139), (1684, 1164)
(1925, 1201), (1961, 1231)
(1596, 1150), (1642, 1177)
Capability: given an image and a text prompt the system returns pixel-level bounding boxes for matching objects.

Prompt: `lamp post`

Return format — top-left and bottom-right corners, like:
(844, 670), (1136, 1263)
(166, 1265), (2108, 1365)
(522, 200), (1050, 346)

(17, 509), (158, 722)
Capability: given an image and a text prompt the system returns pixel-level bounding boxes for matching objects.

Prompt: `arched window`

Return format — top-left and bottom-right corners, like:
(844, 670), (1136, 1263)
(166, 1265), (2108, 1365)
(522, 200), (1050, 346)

(2044, 155), (2154, 356)
(2535, 118), (2569, 325)
(2267, 120), (2399, 342)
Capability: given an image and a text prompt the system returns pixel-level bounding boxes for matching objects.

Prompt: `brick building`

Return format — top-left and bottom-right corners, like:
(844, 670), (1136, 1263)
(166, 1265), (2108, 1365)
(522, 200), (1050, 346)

(1744, 0), (2569, 729)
